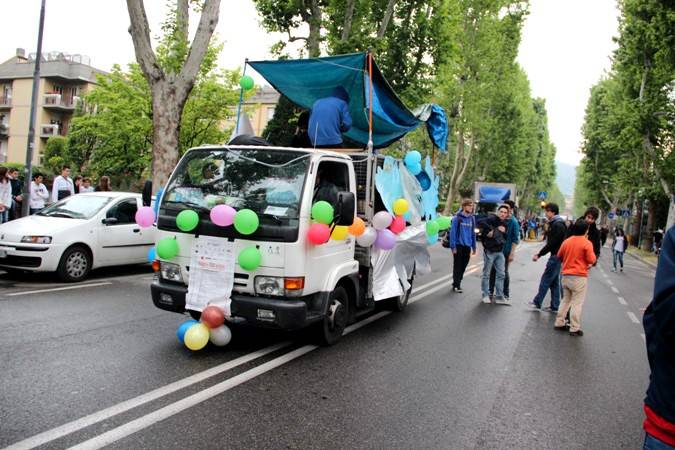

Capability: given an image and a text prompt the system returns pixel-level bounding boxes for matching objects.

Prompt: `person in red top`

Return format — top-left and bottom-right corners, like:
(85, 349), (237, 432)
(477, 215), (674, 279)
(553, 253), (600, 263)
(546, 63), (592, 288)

(554, 219), (596, 336)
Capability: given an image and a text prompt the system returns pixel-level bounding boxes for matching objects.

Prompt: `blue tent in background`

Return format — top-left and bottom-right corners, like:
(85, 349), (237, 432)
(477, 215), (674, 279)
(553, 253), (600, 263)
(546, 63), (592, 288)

(248, 53), (448, 150)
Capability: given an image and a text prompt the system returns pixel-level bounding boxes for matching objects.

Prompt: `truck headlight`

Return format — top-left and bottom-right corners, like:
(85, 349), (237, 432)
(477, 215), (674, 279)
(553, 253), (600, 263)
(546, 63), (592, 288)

(255, 277), (284, 296)
(21, 236), (52, 244)
(160, 261), (183, 283)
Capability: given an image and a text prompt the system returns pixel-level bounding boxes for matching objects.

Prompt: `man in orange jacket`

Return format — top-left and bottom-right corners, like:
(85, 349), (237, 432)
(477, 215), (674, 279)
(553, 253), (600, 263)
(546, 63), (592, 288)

(554, 218), (597, 336)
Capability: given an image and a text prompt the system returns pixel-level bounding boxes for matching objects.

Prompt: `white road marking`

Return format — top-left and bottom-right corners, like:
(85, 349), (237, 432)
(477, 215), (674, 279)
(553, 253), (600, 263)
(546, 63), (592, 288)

(602, 273), (609, 279)
(610, 286), (620, 294)
(627, 311), (640, 324)
(5, 282), (113, 297)
(617, 296), (627, 305)
(411, 267), (479, 303)
(411, 263), (479, 295)
(607, 279), (614, 286)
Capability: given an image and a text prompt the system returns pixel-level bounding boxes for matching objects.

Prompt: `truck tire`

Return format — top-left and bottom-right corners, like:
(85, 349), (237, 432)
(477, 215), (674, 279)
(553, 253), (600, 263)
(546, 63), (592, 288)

(57, 245), (92, 282)
(315, 286), (349, 346)
(389, 265), (416, 312)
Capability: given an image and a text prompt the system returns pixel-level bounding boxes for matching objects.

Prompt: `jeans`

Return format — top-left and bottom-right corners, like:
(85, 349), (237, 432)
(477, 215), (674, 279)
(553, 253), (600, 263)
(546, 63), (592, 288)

(452, 245), (472, 289)
(613, 250), (624, 270)
(0, 209), (8, 223)
(489, 256), (510, 298)
(482, 249), (505, 299)
(532, 255), (561, 310)
(644, 434), (675, 450)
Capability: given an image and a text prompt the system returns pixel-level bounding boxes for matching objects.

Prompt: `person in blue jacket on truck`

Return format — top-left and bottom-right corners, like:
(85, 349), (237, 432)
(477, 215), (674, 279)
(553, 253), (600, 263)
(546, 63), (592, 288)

(449, 198), (477, 294)
(308, 86), (352, 148)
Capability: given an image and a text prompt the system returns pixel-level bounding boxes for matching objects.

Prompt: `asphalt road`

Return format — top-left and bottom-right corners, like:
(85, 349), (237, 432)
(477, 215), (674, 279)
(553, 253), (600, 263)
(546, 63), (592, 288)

(0, 241), (655, 449)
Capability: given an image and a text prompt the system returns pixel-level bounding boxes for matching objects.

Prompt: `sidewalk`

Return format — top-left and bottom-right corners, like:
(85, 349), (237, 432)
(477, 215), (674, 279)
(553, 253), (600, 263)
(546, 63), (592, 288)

(625, 246), (658, 269)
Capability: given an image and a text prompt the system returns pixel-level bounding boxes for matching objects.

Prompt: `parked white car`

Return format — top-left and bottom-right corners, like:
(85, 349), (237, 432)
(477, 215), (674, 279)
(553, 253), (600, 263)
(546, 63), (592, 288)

(0, 192), (156, 282)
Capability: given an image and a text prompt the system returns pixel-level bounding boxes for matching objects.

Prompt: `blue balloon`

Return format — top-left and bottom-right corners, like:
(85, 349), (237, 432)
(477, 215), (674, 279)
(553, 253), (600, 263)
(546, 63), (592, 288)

(427, 233), (438, 246)
(404, 150), (422, 167)
(147, 247), (156, 263)
(177, 320), (199, 343)
(407, 162), (422, 175)
(416, 171), (431, 191)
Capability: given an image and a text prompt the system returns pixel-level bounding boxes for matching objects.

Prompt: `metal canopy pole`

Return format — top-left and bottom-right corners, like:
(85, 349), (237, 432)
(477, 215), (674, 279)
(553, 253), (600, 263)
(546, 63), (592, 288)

(234, 59), (248, 136)
(364, 51), (374, 220)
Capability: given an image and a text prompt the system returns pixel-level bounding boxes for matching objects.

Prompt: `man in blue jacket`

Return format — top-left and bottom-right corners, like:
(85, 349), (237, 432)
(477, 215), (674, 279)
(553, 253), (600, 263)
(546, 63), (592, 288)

(642, 225), (675, 448)
(489, 199), (520, 300)
(449, 198), (477, 293)
(308, 86), (353, 148)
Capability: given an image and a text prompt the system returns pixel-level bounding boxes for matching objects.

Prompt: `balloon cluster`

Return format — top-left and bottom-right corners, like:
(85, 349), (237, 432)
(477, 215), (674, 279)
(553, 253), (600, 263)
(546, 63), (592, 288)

(352, 198), (410, 251)
(403, 150), (432, 192)
(424, 215), (452, 245)
(177, 305), (231, 351)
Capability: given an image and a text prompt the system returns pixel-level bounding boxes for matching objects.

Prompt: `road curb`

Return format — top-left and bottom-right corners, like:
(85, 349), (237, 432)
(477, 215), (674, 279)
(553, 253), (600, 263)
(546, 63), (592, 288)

(625, 250), (658, 270)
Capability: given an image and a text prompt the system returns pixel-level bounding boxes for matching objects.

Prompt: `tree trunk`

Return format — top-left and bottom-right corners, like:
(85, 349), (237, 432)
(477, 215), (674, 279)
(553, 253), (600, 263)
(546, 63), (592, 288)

(307, 0), (322, 57)
(341, 0), (356, 41)
(631, 198), (640, 246)
(377, 0), (397, 38)
(641, 200), (656, 251)
(151, 83), (184, 189)
(443, 132), (463, 214)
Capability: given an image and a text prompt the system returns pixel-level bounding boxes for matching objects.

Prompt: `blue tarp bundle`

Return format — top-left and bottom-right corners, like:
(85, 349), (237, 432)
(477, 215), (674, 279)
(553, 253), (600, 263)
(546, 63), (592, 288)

(479, 187), (512, 203)
(248, 53), (448, 150)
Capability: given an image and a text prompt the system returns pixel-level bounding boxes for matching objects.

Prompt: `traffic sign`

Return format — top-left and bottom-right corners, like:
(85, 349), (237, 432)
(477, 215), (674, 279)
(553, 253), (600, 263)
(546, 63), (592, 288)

(608, 212), (616, 220)
(537, 191), (548, 200)
(622, 209), (631, 218)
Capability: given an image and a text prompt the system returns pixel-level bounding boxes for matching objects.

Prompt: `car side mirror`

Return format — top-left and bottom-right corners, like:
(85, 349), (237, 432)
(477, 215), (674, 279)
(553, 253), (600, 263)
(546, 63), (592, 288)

(335, 191), (355, 226)
(102, 217), (118, 225)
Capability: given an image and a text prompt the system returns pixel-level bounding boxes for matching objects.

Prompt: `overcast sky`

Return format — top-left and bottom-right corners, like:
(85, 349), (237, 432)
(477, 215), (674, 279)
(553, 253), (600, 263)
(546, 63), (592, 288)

(1, 0), (619, 166)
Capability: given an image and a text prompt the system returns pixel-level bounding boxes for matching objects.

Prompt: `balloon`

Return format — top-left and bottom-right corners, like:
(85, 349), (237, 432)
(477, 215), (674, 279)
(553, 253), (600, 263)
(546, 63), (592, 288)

(374, 229), (396, 250)
(210, 204), (236, 227)
(184, 323), (210, 351)
(234, 209), (259, 235)
(147, 247), (156, 263)
(311, 201), (334, 225)
(393, 199), (409, 216)
(389, 215), (406, 234)
(239, 75), (254, 90)
(176, 210), (199, 232)
(437, 215), (452, 231)
(238, 246), (262, 271)
(404, 150), (422, 166)
(307, 223), (330, 245)
(426, 220), (440, 236)
(331, 225), (349, 240)
(408, 162), (422, 176)
(176, 319), (198, 343)
(372, 211), (393, 230)
(416, 171), (431, 190)
(156, 237), (179, 259)
(209, 324), (232, 347)
(135, 206), (155, 228)
(201, 305), (225, 328)
(356, 227), (377, 247)
(427, 233), (438, 245)
(348, 217), (366, 236)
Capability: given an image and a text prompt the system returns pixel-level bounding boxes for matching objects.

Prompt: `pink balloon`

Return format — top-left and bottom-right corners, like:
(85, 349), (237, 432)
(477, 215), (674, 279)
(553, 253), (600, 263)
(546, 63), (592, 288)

(210, 204), (236, 227)
(135, 206), (155, 228)
(389, 216), (406, 234)
(374, 229), (396, 250)
(307, 223), (330, 245)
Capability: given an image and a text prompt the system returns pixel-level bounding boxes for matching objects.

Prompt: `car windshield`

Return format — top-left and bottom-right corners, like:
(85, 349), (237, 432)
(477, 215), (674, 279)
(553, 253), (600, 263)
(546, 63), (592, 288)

(162, 148), (310, 221)
(38, 195), (112, 219)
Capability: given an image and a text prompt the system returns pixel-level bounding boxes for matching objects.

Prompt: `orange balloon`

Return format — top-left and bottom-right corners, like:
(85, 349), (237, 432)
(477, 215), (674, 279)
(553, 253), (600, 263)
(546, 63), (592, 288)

(348, 217), (366, 236)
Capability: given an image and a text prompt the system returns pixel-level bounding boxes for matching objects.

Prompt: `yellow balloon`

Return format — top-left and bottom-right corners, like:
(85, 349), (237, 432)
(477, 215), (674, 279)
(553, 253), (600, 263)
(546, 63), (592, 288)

(184, 323), (210, 351)
(393, 198), (409, 216)
(331, 225), (349, 240)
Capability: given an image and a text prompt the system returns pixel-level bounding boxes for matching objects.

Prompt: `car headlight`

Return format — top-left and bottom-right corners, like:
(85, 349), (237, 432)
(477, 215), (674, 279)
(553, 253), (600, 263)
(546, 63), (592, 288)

(160, 261), (183, 283)
(21, 236), (52, 244)
(254, 276), (305, 297)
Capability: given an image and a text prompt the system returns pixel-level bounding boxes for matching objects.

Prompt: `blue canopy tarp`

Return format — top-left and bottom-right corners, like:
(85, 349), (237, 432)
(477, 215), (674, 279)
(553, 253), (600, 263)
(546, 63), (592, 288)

(248, 53), (447, 150)
(479, 187), (512, 203)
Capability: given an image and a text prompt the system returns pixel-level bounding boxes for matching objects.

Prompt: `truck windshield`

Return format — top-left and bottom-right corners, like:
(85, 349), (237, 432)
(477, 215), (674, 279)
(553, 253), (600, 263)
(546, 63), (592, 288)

(160, 147), (310, 240)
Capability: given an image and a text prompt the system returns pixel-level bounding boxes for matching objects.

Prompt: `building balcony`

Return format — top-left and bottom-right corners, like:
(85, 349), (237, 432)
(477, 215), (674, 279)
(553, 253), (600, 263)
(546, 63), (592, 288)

(40, 124), (59, 138)
(0, 96), (11, 109)
(43, 94), (80, 111)
(0, 124), (8, 139)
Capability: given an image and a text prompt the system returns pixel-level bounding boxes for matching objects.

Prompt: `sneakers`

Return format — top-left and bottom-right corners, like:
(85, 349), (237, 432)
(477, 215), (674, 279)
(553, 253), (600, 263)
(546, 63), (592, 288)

(543, 306), (559, 313)
(611, 268), (617, 272)
(620, 268), (623, 272)
(569, 330), (584, 337)
(482, 296), (491, 304)
(527, 300), (541, 310)
(554, 324), (570, 331)
(452, 286), (463, 293)
(494, 297), (511, 306)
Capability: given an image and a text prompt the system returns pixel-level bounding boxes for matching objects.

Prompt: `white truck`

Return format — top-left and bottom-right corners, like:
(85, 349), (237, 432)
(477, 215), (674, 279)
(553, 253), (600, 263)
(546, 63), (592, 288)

(150, 144), (426, 345)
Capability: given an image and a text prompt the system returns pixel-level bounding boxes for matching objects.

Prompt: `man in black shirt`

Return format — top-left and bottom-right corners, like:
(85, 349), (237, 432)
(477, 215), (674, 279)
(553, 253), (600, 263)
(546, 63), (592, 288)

(583, 206), (601, 261)
(528, 203), (567, 312)
(479, 205), (509, 305)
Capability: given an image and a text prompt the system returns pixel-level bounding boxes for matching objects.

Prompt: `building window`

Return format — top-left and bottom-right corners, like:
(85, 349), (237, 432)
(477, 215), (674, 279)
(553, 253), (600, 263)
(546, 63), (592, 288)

(266, 107), (276, 121)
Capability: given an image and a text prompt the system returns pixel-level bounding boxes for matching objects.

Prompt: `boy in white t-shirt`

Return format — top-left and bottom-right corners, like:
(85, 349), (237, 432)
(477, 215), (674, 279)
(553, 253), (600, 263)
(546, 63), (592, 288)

(51, 166), (74, 202)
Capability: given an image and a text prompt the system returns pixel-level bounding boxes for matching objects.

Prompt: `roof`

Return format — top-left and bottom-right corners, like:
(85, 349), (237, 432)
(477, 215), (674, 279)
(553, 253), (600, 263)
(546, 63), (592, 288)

(244, 85), (279, 105)
(0, 54), (106, 82)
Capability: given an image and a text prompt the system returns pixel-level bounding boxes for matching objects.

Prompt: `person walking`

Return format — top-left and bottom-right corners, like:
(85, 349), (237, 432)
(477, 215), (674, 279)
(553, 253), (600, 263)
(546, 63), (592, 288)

(51, 165), (75, 202)
(553, 218), (597, 336)
(95, 175), (112, 192)
(449, 198), (477, 293)
(7, 167), (23, 220)
(308, 86), (352, 148)
(642, 225), (675, 449)
(29, 172), (49, 214)
(0, 166), (12, 224)
(479, 204), (509, 305)
(611, 228), (629, 272)
(528, 203), (567, 312)
(489, 200), (520, 300)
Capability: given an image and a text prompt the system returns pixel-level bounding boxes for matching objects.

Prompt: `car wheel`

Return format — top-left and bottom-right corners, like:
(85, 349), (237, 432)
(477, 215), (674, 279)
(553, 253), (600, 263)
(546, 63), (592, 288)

(315, 286), (349, 346)
(57, 245), (92, 282)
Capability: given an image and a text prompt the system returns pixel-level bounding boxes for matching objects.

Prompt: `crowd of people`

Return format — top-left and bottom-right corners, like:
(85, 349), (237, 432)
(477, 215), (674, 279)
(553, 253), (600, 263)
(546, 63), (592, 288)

(0, 164), (112, 223)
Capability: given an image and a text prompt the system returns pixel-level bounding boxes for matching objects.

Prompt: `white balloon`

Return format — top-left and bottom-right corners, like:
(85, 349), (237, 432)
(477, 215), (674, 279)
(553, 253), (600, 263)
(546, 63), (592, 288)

(372, 211), (393, 230)
(356, 227), (377, 247)
(209, 325), (232, 347)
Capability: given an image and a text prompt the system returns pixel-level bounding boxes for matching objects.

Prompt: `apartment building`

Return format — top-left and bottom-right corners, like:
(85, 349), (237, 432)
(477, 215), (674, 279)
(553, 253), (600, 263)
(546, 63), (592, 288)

(243, 85), (279, 137)
(0, 48), (105, 165)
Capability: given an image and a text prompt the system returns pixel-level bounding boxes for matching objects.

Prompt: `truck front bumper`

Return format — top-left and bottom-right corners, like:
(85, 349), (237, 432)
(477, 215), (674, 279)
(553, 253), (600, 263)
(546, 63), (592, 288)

(151, 279), (322, 330)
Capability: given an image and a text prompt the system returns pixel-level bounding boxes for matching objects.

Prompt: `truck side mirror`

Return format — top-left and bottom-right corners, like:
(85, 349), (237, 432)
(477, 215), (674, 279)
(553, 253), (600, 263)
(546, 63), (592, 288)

(335, 191), (355, 226)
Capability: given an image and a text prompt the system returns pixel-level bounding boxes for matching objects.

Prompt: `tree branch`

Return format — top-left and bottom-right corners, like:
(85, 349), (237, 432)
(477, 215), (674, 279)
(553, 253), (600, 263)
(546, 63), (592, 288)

(341, 0), (356, 41)
(126, 0), (163, 83)
(179, 0), (221, 96)
(378, 0), (397, 38)
(176, 0), (189, 43)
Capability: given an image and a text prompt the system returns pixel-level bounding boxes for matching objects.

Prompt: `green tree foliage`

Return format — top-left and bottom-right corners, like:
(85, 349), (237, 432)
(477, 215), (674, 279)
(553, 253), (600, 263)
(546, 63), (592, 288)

(43, 136), (69, 175)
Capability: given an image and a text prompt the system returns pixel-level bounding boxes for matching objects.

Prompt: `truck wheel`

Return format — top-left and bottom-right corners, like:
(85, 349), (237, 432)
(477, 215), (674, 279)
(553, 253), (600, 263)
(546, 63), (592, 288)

(316, 286), (349, 346)
(390, 265), (416, 312)
(57, 245), (92, 282)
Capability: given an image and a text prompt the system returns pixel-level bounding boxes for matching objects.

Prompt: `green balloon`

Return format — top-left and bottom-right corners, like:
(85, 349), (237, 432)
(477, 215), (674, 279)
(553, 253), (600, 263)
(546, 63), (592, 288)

(176, 210), (199, 232)
(234, 209), (259, 235)
(238, 247), (261, 271)
(426, 220), (440, 237)
(239, 75), (254, 90)
(156, 237), (179, 260)
(311, 201), (334, 225)
(437, 216), (452, 231)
